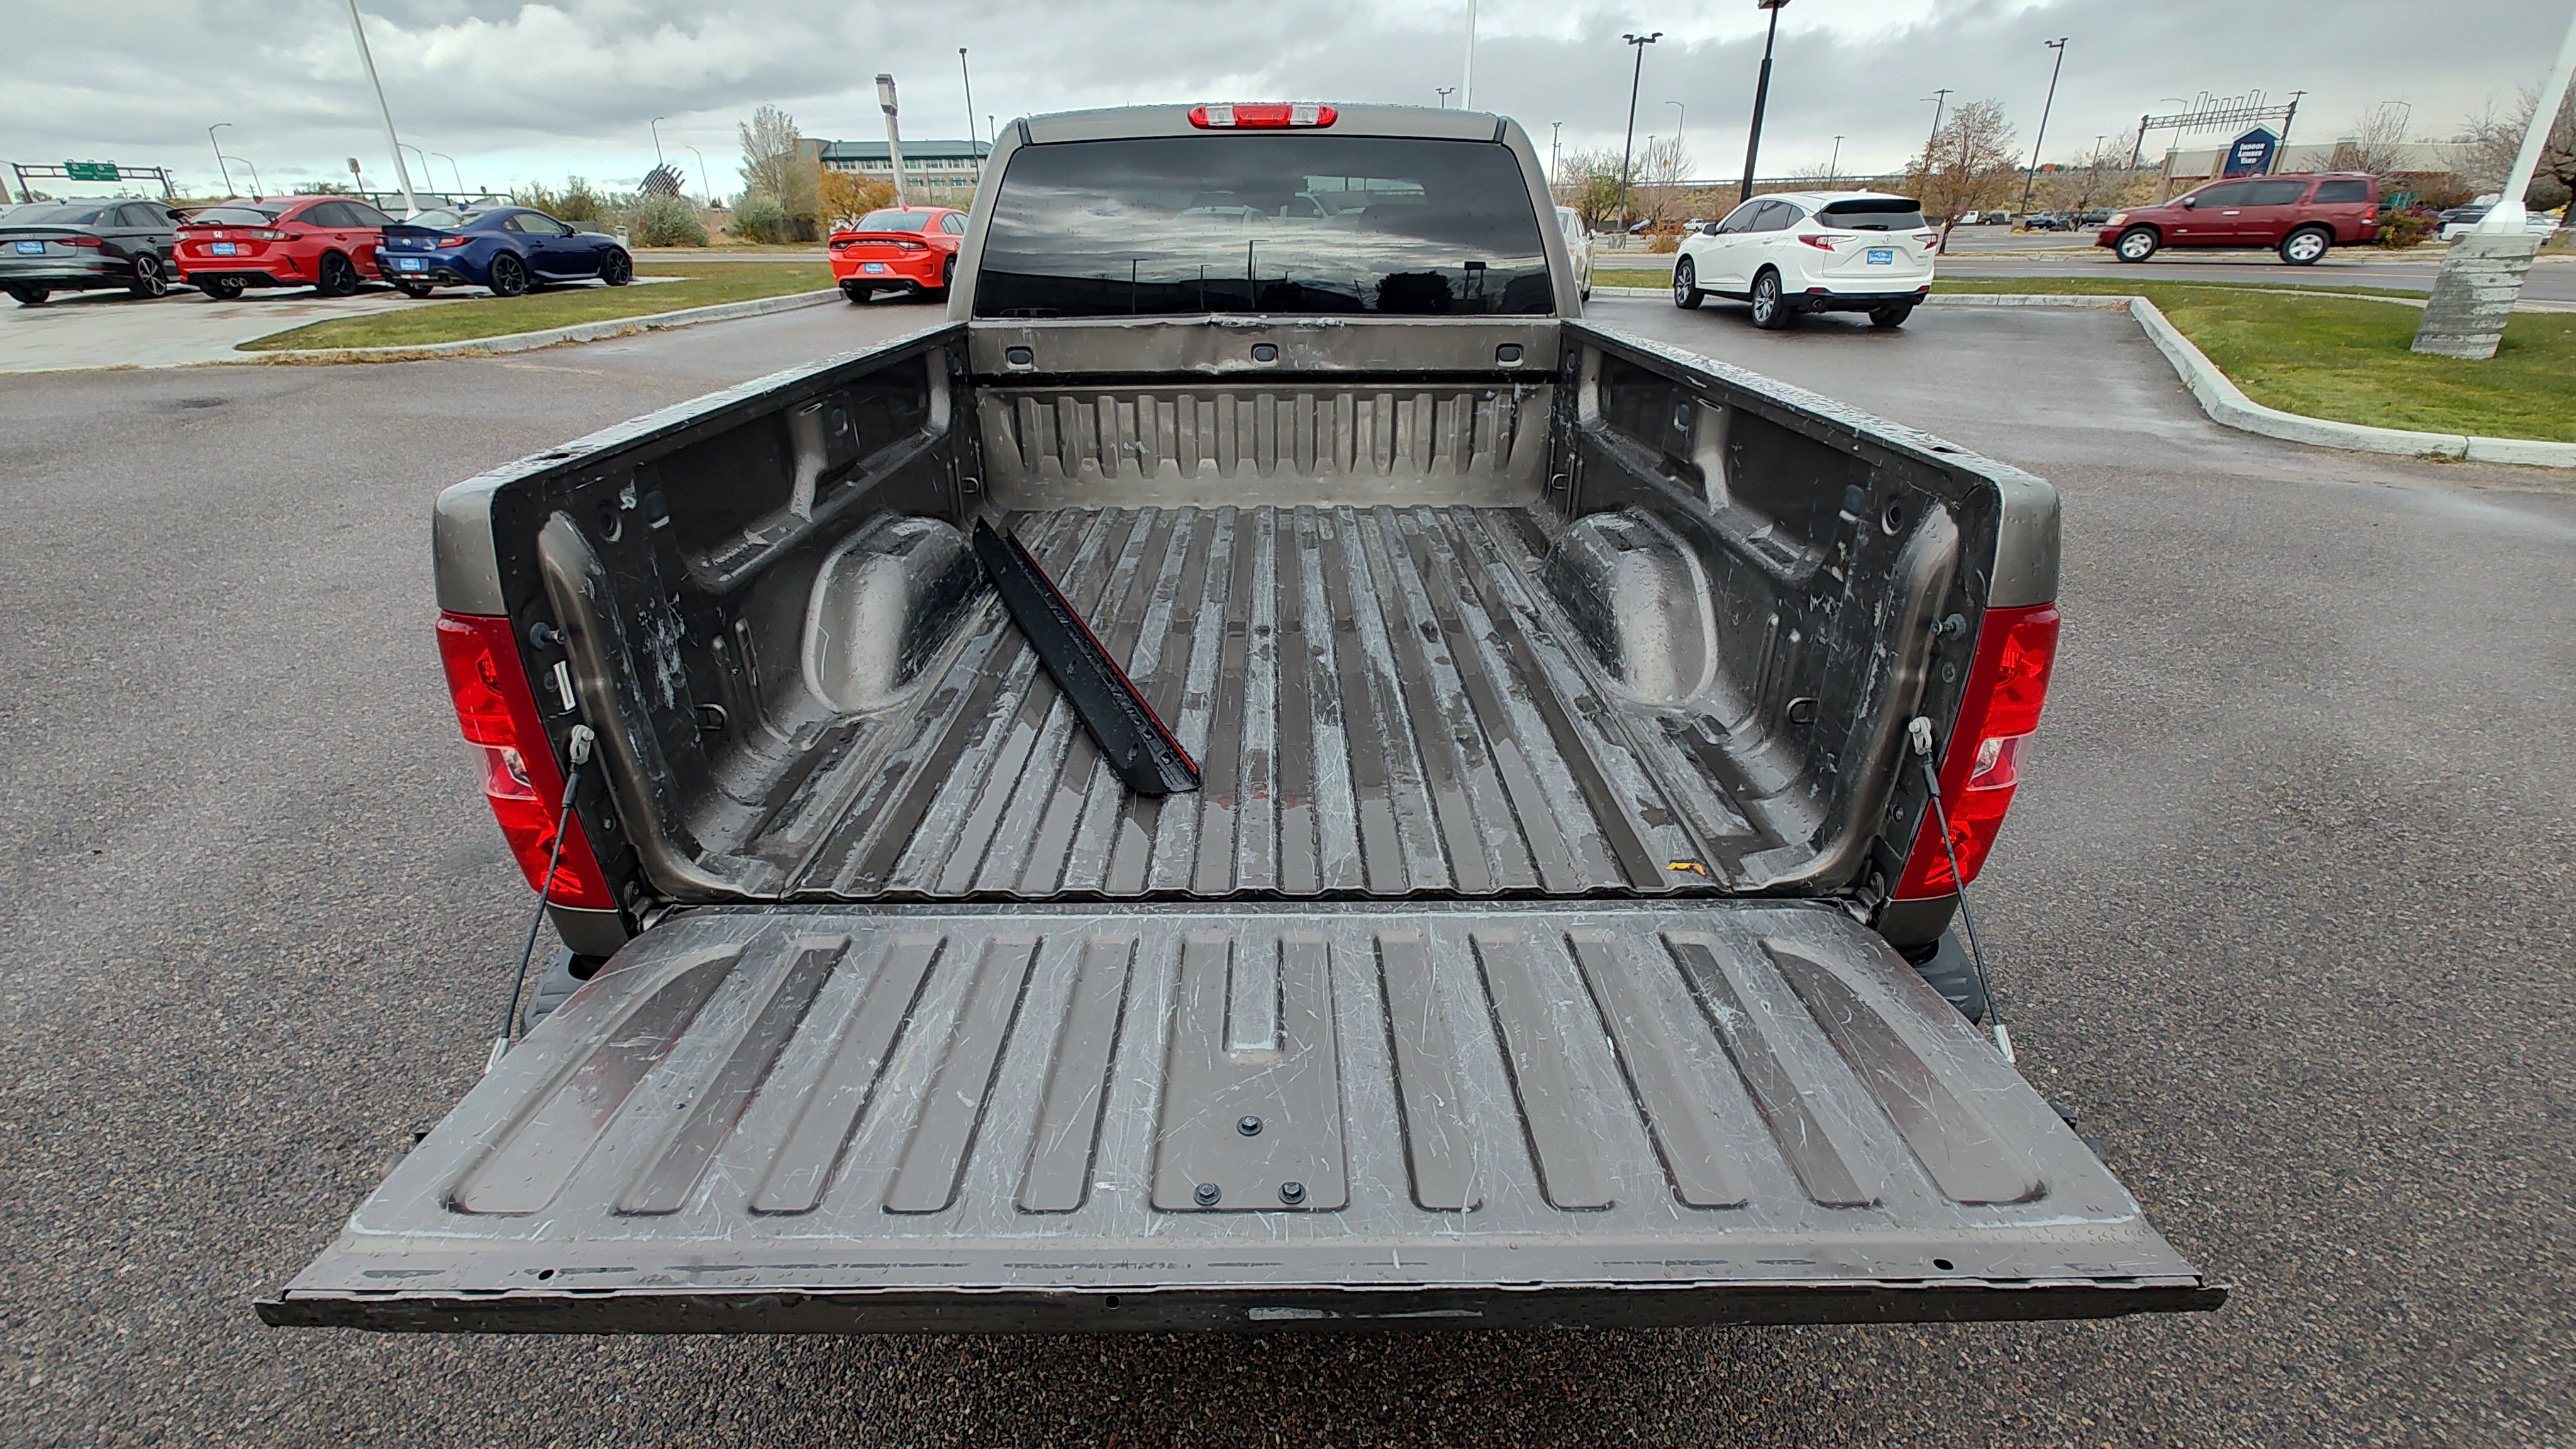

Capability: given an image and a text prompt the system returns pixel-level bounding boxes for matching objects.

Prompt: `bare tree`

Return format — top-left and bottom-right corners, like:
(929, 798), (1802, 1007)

(1906, 99), (2021, 233)
(2461, 87), (2576, 210)
(1553, 148), (1636, 232)
(1636, 135), (1691, 228)
(2329, 102), (2416, 180)
(738, 104), (819, 234)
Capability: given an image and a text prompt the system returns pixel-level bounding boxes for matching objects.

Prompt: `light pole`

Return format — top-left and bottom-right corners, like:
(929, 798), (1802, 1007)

(1462, 0), (1479, 108)
(432, 151), (463, 195)
(1738, 0), (1789, 205)
(1550, 120), (1563, 184)
(1921, 89), (1951, 156)
(960, 49), (979, 160)
(650, 116), (667, 169)
(340, 0), (418, 214)
(2414, 1), (2576, 358)
(2018, 36), (2068, 215)
(1436, 87), (1456, 109)
(208, 124), (235, 196)
(1666, 99), (1685, 152)
(877, 74), (909, 208)
(1618, 31), (1661, 239)
(685, 145), (711, 204)
(1827, 134), (1841, 184)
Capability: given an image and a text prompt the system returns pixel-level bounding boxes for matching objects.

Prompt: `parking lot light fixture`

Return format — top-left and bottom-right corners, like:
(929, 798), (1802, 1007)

(686, 145), (710, 205)
(650, 117), (667, 169)
(209, 124), (235, 197)
(1618, 31), (1662, 239)
(1437, 87), (1455, 109)
(340, 0), (419, 214)
(432, 152), (463, 196)
(878, 74), (909, 208)
(1738, 0), (1789, 206)
(2019, 37), (2068, 215)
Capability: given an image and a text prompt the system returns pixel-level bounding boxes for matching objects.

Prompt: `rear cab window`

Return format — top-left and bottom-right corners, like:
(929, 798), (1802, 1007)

(2312, 179), (2371, 204)
(1816, 197), (1927, 231)
(973, 134), (1553, 317)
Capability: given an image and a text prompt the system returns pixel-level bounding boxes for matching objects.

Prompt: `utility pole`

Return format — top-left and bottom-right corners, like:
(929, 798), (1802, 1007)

(2277, 88), (2307, 168)
(209, 124), (235, 197)
(1618, 31), (1661, 238)
(1922, 89), (1951, 157)
(685, 145), (710, 204)
(877, 74), (908, 208)
(1550, 120), (1563, 184)
(2415, 2), (2576, 358)
(2018, 36), (2068, 215)
(960, 49), (979, 160)
(1740, 1), (1790, 205)
(1827, 135), (1842, 184)
(340, 0), (418, 214)
(1437, 87), (1455, 109)
(1463, 0), (1479, 109)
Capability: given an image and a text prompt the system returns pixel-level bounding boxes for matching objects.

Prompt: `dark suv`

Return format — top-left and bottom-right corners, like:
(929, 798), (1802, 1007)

(2097, 172), (2380, 265)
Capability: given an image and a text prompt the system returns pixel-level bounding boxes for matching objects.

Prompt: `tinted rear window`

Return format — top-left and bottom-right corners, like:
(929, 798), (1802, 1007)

(1817, 197), (1927, 231)
(187, 206), (284, 225)
(14, 204), (108, 226)
(855, 210), (936, 231)
(2313, 179), (2370, 204)
(974, 135), (1553, 318)
(406, 209), (465, 229)
(2243, 180), (2309, 206)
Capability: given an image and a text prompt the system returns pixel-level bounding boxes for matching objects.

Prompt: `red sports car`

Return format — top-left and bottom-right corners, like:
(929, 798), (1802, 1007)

(174, 196), (395, 299)
(828, 206), (965, 302)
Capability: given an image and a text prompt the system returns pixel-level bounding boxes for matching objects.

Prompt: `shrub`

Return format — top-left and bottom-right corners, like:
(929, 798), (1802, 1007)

(2377, 207), (2436, 250)
(732, 193), (791, 243)
(628, 193), (707, 247)
(1648, 230), (1681, 253)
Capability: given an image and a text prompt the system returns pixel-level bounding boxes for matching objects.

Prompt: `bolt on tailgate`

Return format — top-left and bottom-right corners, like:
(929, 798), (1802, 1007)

(263, 902), (2220, 1333)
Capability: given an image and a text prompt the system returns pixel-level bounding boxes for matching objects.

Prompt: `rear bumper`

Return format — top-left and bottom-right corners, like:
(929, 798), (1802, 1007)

(181, 270), (296, 290)
(834, 254), (942, 289)
(1797, 284), (1931, 313)
(376, 248), (480, 285)
(0, 258), (125, 288)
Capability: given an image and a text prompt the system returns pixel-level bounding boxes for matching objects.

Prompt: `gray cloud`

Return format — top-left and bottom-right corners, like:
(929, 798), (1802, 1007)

(6, 0), (2569, 198)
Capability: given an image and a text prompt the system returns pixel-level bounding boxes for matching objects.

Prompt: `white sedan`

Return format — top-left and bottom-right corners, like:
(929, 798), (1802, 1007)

(1672, 191), (1938, 330)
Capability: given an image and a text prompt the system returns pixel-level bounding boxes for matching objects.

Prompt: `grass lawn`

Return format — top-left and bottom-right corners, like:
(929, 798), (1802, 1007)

(1595, 267), (1675, 288)
(1933, 277), (2576, 441)
(240, 262), (833, 352)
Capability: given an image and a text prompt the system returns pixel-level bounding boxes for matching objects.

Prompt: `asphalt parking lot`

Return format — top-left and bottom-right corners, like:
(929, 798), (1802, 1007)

(3, 296), (2568, 1447)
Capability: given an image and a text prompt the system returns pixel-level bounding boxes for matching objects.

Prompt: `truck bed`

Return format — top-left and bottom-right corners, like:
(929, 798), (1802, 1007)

(262, 901), (2219, 1333)
(738, 503), (1781, 901)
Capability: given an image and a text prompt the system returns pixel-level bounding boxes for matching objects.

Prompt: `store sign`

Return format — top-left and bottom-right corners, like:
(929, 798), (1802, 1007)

(2221, 128), (2279, 177)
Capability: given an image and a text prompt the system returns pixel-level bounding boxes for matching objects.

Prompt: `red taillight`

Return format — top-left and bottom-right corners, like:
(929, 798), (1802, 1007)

(60, 235), (104, 248)
(1796, 233), (1839, 251)
(1892, 602), (2062, 899)
(437, 236), (470, 248)
(435, 612), (615, 909)
(1189, 102), (1337, 129)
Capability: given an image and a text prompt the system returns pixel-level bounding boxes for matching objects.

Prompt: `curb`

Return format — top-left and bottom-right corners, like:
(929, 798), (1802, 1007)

(235, 288), (843, 364)
(1586, 286), (2576, 468)
(1929, 294), (2576, 467)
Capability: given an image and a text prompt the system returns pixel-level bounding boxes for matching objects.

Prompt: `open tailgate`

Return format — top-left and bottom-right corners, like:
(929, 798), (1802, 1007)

(264, 903), (2221, 1332)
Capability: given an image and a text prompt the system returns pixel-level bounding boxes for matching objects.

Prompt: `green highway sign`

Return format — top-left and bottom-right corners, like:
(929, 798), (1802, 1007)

(63, 160), (121, 182)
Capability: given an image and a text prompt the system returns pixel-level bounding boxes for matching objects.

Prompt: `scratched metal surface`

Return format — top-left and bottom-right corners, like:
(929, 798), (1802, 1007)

(746, 504), (1779, 901)
(269, 901), (2214, 1331)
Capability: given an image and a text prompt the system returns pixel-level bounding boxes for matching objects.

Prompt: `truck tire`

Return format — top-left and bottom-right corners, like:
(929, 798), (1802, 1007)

(1672, 256), (1706, 309)
(2279, 226), (2331, 265)
(2114, 226), (2159, 262)
(1748, 269), (1790, 330)
(1902, 930), (1987, 1024)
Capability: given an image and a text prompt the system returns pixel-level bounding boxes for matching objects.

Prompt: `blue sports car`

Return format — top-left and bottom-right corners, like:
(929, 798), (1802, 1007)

(374, 206), (633, 297)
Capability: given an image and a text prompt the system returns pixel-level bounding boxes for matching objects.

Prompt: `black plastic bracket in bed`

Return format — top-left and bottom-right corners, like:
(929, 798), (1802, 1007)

(972, 518), (1201, 797)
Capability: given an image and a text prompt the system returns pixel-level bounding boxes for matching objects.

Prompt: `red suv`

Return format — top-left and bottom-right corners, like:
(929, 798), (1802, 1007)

(175, 196), (396, 299)
(2097, 172), (2379, 265)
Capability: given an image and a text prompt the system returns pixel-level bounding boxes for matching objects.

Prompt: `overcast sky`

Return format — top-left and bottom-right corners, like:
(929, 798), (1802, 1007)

(11, 0), (2573, 200)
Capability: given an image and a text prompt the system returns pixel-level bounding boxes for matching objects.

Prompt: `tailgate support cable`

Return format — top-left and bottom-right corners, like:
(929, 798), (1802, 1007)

(1909, 716), (2013, 1063)
(487, 724), (596, 1074)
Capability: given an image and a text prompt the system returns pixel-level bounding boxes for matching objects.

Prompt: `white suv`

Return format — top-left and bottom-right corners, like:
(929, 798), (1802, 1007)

(1672, 191), (1938, 330)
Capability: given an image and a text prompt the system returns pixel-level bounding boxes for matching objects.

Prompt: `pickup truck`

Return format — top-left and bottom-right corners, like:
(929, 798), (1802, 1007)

(265, 104), (2221, 1334)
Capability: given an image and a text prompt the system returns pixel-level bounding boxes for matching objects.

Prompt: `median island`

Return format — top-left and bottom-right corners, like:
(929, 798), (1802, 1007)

(238, 261), (835, 353)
